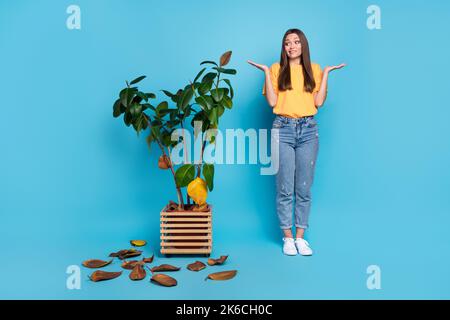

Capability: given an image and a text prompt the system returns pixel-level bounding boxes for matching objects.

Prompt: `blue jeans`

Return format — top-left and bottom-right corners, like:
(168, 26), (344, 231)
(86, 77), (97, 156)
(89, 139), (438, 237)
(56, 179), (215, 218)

(271, 114), (319, 230)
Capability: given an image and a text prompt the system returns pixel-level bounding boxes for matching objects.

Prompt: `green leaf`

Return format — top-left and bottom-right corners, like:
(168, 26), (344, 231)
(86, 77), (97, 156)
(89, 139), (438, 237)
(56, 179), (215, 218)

(156, 101), (168, 117)
(207, 108), (218, 126)
(221, 95), (233, 109)
(191, 111), (209, 136)
(120, 87), (138, 107)
(161, 90), (175, 98)
(193, 67), (207, 83)
(195, 96), (212, 111)
(161, 130), (173, 147)
(137, 92), (148, 102)
(146, 92), (156, 99)
(217, 105), (225, 117)
(198, 80), (213, 95)
(129, 103), (142, 117)
(202, 163), (214, 191)
(213, 67), (237, 75)
(135, 113), (147, 136)
(113, 99), (123, 117)
(211, 88), (225, 102)
(175, 164), (196, 187)
(178, 87), (194, 110)
(222, 79), (234, 99)
(130, 75), (146, 85)
(200, 60), (218, 67)
(124, 112), (132, 127)
(202, 72), (217, 83)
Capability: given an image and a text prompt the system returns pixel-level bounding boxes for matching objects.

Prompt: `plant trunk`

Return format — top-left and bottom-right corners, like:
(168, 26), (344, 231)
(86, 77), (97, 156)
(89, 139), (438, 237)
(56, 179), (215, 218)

(157, 140), (184, 210)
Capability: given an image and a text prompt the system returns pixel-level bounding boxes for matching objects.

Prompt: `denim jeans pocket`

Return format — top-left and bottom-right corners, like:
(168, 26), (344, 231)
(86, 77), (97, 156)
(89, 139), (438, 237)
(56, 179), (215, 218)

(307, 117), (318, 128)
(273, 118), (284, 128)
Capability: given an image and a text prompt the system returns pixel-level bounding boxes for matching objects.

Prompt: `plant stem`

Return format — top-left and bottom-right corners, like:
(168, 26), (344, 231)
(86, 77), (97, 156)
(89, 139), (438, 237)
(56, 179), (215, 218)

(144, 114), (184, 210)
(180, 120), (190, 205)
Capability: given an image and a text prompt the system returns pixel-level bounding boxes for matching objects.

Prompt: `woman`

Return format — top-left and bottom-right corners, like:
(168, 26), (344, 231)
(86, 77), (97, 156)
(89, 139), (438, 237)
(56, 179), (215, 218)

(248, 28), (345, 256)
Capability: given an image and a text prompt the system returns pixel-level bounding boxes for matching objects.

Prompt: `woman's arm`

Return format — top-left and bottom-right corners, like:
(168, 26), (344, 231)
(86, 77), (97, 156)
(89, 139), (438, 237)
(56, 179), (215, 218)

(314, 63), (346, 108)
(247, 60), (277, 107)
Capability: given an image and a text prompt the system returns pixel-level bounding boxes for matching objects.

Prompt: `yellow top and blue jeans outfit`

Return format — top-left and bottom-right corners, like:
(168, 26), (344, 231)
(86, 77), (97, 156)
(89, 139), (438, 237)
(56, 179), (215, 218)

(263, 62), (322, 229)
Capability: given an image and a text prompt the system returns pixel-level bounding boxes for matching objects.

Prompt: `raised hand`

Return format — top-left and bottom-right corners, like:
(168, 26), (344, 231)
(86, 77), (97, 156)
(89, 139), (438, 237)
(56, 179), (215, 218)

(324, 63), (346, 74)
(247, 60), (269, 73)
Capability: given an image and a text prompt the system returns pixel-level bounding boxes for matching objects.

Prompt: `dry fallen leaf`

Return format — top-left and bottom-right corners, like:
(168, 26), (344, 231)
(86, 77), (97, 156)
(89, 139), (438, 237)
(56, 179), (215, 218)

(129, 264), (146, 281)
(150, 264), (180, 273)
(82, 259), (113, 269)
(151, 274), (177, 287)
(130, 240), (147, 247)
(207, 255), (228, 266)
(142, 255), (154, 264)
(109, 249), (142, 260)
(187, 261), (206, 272)
(121, 260), (140, 270)
(205, 270), (237, 281)
(89, 270), (122, 282)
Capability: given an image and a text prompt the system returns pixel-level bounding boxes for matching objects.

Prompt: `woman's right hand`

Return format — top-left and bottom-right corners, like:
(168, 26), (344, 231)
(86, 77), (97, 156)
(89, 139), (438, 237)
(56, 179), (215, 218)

(247, 60), (269, 73)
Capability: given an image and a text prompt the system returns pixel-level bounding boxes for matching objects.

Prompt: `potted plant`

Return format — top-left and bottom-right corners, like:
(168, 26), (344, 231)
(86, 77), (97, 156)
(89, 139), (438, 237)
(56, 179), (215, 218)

(112, 51), (236, 256)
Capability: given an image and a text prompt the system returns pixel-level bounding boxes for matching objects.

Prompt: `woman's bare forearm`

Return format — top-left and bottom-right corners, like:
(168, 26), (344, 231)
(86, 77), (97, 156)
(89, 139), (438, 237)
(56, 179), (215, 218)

(264, 70), (277, 107)
(314, 72), (328, 107)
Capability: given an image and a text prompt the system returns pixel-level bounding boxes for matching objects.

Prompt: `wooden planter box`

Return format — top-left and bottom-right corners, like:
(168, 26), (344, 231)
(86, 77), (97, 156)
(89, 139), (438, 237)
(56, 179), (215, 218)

(160, 204), (212, 256)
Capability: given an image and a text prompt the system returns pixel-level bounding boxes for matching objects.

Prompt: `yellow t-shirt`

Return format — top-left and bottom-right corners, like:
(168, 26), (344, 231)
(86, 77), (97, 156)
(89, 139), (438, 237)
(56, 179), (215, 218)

(262, 62), (323, 118)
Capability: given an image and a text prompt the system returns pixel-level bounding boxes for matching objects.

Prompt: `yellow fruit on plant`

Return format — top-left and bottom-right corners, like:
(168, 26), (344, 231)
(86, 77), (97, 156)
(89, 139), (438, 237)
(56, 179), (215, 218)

(187, 177), (208, 205)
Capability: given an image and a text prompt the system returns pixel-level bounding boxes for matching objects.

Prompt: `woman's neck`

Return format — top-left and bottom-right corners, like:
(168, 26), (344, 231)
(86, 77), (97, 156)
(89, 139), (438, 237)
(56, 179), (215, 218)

(289, 57), (301, 66)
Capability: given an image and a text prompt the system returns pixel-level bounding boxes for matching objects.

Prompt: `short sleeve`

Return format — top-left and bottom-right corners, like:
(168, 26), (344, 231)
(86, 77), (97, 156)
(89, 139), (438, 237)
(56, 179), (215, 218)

(313, 63), (323, 93)
(262, 63), (279, 95)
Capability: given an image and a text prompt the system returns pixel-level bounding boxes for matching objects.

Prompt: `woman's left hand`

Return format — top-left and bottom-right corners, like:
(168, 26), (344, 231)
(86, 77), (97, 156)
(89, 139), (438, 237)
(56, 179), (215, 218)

(324, 63), (346, 74)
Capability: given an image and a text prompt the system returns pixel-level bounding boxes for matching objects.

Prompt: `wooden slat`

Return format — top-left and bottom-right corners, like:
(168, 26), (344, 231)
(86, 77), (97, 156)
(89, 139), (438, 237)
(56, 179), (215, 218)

(161, 248), (211, 254)
(161, 235), (212, 240)
(160, 223), (211, 228)
(160, 229), (211, 233)
(161, 217), (211, 222)
(161, 212), (211, 217)
(161, 242), (211, 247)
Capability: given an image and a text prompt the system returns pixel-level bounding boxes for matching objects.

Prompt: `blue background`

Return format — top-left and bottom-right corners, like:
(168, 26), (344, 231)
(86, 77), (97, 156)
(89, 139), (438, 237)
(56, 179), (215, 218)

(1, 0), (449, 299)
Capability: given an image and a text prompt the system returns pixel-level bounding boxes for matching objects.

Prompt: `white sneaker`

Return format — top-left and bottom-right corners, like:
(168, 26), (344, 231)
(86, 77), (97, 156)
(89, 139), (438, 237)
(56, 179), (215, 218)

(295, 238), (313, 256)
(282, 237), (298, 256)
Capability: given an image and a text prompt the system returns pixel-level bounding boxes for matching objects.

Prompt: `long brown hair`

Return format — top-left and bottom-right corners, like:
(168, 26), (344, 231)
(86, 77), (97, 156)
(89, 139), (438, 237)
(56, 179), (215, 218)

(278, 28), (316, 93)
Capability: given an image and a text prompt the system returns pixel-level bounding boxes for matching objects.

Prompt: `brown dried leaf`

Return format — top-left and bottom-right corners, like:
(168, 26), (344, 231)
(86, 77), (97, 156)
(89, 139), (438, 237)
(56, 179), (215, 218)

(121, 260), (139, 270)
(220, 51), (232, 67)
(150, 264), (180, 273)
(129, 264), (146, 281)
(166, 200), (178, 212)
(109, 249), (143, 260)
(187, 261), (206, 272)
(142, 255), (154, 264)
(207, 255), (228, 266)
(89, 270), (122, 282)
(82, 259), (113, 269)
(151, 274), (177, 287)
(192, 203), (210, 212)
(109, 249), (128, 257)
(205, 270), (237, 281)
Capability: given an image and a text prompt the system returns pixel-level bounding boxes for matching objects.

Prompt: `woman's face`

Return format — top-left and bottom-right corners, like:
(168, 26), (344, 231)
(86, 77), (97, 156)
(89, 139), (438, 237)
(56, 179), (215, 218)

(284, 33), (302, 59)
